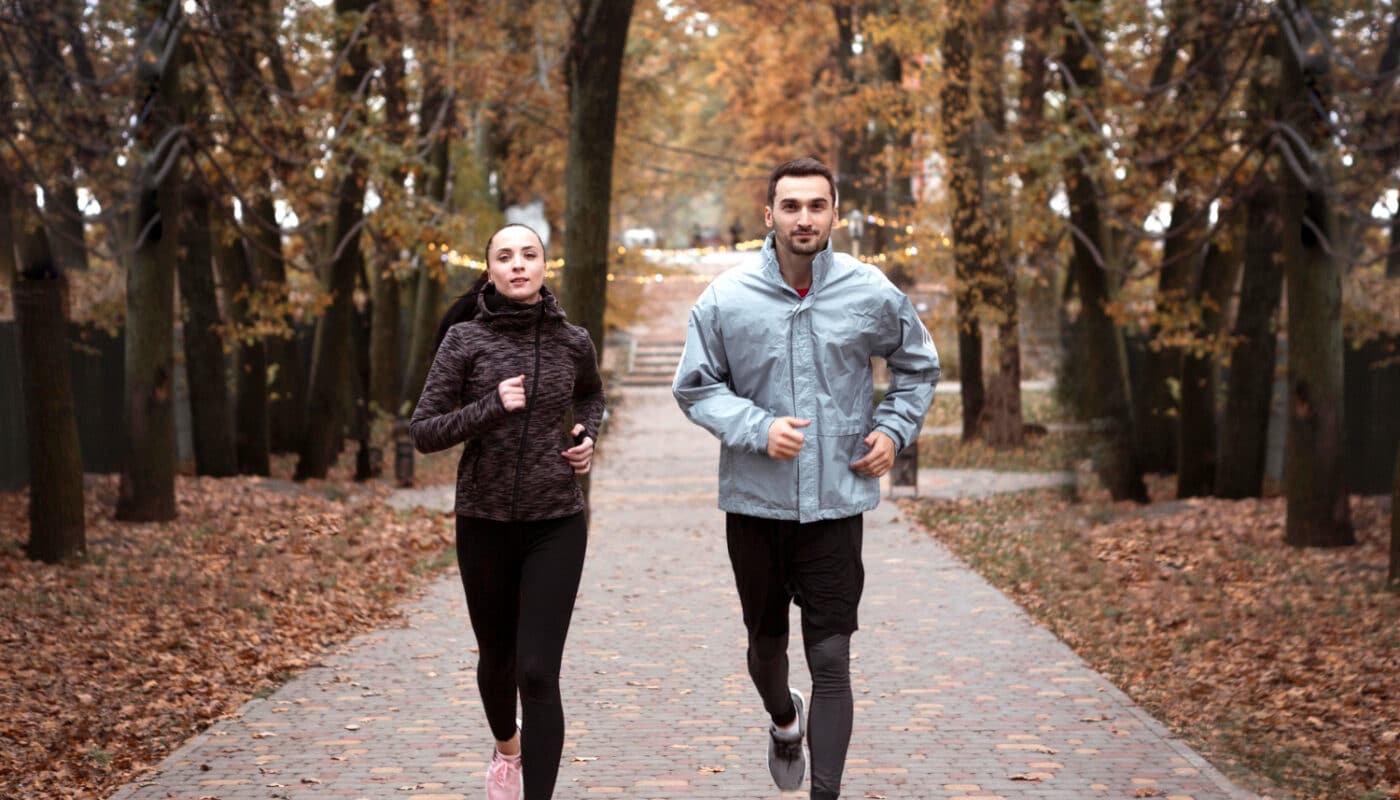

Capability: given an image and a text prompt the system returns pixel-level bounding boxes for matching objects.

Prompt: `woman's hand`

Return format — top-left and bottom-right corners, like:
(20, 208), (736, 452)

(562, 423), (594, 474)
(498, 374), (527, 411)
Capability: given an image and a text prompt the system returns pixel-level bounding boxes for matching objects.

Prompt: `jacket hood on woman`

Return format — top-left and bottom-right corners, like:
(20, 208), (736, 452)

(410, 284), (606, 521)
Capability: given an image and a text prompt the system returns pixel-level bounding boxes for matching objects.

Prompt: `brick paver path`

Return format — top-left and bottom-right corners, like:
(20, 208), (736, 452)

(109, 262), (1254, 800)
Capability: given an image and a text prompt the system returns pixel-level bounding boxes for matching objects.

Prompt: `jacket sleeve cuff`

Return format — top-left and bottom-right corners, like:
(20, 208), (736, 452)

(875, 424), (905, 453)
(754, 414), (776, 454)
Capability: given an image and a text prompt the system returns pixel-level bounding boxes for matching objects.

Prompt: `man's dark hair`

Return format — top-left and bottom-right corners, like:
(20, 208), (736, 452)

(766, 157), (837, 208)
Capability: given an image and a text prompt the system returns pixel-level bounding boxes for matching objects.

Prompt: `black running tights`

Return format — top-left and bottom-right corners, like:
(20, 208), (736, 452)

(750, 631), (854, 800)
(456, 512), (587, 800)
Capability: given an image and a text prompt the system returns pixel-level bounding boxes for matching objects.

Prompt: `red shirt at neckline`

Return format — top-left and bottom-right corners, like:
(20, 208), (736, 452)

(795, 287), (809, 298)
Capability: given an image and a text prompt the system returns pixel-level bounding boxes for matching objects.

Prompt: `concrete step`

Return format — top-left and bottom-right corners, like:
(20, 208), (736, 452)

(620, 374), (676, 388)
(625, 340), (684, 385)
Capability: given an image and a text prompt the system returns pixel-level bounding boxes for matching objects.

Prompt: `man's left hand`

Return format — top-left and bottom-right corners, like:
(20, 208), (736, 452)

(850, 430), (895, 477)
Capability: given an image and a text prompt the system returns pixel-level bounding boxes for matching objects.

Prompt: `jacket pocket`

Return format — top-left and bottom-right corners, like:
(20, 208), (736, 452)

(457, 443), (480, 489)
(817, 431), (878, 511)
(722, 447), (797, 510)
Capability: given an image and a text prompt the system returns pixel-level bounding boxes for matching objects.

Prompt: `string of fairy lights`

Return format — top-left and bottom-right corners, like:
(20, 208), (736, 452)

(423, 214), (945, 285)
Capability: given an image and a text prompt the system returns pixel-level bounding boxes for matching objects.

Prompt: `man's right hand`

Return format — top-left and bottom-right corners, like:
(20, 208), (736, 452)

(766, 417), (811, 460)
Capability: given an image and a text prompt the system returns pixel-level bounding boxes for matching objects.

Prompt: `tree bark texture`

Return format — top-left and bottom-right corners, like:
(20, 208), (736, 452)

(296, 0), (373, 480)
(12, 201), (86, 563)
(117, 0), (182, 521)
(561, 0), (636, 358)
(1279, 9), (1353, 548)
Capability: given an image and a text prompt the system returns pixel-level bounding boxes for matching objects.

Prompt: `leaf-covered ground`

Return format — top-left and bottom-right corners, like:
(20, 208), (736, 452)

(904, 461), (1399, 800)
(0, 463), (456, 800)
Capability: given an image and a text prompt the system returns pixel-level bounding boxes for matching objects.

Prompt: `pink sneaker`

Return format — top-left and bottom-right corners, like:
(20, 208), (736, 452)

(486, 749), (522, 800)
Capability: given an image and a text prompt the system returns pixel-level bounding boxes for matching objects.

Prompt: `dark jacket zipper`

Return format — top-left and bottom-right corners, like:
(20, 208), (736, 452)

(510, 303), (545, 517)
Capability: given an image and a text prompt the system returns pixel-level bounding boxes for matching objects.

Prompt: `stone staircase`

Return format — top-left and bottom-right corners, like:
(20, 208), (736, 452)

(621, 340), (686, 388)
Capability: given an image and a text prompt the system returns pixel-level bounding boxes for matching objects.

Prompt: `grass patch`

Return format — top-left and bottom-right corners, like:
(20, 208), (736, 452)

(917, 430), (1092, 472)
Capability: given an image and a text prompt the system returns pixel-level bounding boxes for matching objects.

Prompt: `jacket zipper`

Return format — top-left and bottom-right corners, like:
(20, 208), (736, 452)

(510, 304), (544, 517)
(788, 303), (800, 514)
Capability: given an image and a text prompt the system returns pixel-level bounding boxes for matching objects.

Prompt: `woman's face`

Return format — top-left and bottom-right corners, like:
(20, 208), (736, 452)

(486, 226), (546, 304)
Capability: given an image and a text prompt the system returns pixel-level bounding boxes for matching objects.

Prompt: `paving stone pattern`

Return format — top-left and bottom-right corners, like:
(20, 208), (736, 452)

(108, 263), (1255, 800)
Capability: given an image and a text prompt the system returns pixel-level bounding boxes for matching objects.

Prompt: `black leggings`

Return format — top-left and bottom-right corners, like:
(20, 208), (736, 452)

(456, 513), (587, 800)
(728, 513), (863, 800)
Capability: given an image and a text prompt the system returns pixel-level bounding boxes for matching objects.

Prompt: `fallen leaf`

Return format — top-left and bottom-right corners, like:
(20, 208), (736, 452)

(1010, 772), (1055, 781)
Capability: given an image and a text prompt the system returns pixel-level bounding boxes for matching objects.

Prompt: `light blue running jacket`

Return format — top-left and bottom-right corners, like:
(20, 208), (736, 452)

(673, 234), (940, 523)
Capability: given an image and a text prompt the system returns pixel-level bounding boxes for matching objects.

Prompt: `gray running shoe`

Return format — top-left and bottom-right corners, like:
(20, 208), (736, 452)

(766, 688), (807, 791)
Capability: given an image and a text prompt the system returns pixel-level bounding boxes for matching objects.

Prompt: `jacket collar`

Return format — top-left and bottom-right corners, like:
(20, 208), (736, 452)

(760, 232), (834, 297)
(475, 284), (566, 334)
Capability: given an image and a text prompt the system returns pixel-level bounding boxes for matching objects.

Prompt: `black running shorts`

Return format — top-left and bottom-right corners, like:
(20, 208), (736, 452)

(725, 512), (864, 641)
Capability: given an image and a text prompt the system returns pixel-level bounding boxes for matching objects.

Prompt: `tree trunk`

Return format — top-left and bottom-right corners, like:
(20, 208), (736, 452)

(830, 4), (864, 219)
(397, 0), (458, 420)
(217, 0), (306, 454)
(1279, 8), (1353, 547)
(11, 196), (86, 563)
(1061, 0), (1146, 502)
(117, 0), (182, 521)
(295, 0), (373, 480)
(561, 0), (636, 358)
(1217, 191), (1286, 499)
(1388, 215), (1399, 279)
(367, 2), (408, 421)
(1216, 24), (1293, 499)
(16, 1), (90, 277)
(1136, 196), (1197, 474)
(370, 266), (401, 418)
(175, 177), (238, 477)
(977, 0), (1022, 449)
(1177, 240), (1239, 497)
(47, 177), (89, 274)
(4, 14), (84, 560)
(940, 0), (986, 441)
(212, 203), (270, 475)
(1390, 445), (1398, 585)
(254, 195), (306, 454)
(1135, 0), (1225, 476)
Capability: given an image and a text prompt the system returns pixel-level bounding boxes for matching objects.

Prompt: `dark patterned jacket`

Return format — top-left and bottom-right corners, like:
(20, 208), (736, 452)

(410, 286), (605, 520)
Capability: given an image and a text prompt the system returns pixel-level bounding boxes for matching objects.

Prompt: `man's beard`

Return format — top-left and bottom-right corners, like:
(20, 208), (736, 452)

(781, 228), (828, 256)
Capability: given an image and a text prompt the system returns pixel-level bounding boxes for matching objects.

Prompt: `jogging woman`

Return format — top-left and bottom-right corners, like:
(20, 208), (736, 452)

(411, 223), (605, 800)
